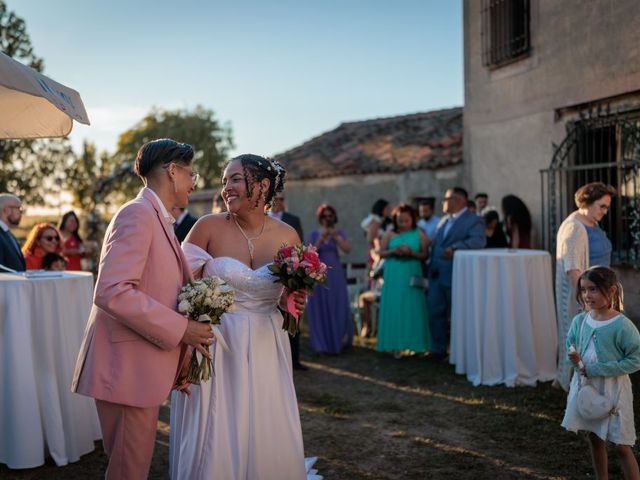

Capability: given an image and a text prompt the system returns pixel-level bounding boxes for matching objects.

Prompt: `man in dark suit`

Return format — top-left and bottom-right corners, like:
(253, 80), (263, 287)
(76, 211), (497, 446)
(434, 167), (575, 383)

(269, 191), (307, 370)
(426, 187), (485, 360)
(0, 193), (26, 272)
(173, 207), (198, 243)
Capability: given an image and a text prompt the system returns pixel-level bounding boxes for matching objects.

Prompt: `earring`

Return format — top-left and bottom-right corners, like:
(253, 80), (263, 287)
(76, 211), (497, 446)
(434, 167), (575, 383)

(226, 212), (231, 220)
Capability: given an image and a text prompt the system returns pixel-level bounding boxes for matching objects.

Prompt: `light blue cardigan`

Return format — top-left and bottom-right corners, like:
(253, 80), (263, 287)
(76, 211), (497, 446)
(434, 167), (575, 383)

(566, 311), (640, 378)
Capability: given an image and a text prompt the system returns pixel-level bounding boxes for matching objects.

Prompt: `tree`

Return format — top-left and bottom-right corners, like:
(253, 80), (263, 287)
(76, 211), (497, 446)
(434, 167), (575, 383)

(63, 141), (114, 211)
(0, 0), (73, 205)
(110, 106), (234, 201)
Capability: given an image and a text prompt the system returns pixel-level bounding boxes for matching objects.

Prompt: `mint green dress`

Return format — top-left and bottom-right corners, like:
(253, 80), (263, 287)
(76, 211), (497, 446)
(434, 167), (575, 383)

(376, 229), (431, 352)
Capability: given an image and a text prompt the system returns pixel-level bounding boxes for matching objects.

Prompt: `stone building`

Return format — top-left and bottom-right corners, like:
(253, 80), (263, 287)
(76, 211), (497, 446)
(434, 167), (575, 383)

(272, 107), (464, 263)
(189, 107), (464, 263)
(463, 0), (640, 314)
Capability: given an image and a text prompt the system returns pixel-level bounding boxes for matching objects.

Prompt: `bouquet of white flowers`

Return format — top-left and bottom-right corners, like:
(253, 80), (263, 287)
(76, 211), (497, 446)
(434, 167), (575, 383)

(178, 276), (234, 382)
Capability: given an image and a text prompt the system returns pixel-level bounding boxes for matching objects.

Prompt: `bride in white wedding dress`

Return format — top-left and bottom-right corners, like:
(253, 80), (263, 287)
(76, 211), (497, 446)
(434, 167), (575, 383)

(169, 155), (321, 480)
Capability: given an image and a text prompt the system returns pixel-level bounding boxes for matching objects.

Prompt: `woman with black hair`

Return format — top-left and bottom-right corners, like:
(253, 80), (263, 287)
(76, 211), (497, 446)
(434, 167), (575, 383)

(170, 154), (318, 479)
(501, 194), (532, 249)
(59, 210), (85, 270)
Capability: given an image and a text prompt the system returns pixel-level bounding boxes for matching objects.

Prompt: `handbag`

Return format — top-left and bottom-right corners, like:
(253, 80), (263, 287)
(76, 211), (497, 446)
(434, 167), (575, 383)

(573, 317), (619, 420)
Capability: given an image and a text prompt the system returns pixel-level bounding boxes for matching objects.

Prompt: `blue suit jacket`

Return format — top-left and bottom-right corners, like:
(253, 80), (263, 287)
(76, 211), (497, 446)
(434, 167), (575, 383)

(0, 228), (26, 272)
(428, 210), (485, 287)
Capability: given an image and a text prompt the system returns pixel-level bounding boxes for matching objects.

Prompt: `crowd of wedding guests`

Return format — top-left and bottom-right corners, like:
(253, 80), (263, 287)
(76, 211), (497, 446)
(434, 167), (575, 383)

(351, 188), (539, 360)
(0, 194), (98, 273)
(0, 180), (615, 371)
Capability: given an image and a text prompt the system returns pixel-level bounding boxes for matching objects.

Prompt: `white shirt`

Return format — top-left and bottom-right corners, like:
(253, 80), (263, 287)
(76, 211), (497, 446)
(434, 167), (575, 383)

(268, 211), (284, 221)
(175, 209), (189, 226)
(144, 187), (175, 225)
(0, 219), (9, 233)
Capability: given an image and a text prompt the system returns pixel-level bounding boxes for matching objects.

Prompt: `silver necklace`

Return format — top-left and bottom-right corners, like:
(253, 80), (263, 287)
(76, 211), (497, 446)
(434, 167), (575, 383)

(233, 215), (266, 267)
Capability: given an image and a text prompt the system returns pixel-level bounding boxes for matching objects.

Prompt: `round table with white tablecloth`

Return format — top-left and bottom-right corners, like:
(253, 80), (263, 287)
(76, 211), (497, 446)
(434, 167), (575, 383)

(449, 249), (558, 387)
(0, 271), (101, 469)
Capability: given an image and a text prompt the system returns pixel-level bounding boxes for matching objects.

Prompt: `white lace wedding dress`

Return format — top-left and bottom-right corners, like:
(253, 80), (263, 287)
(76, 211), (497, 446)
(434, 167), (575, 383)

(169, 243), (321, 480)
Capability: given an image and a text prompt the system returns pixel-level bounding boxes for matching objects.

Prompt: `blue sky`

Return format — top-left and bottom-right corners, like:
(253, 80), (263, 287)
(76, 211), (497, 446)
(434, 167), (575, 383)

(15, 0), (463, 157)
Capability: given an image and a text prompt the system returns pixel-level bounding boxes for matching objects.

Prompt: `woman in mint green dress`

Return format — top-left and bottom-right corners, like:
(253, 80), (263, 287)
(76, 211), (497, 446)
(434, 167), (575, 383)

(376, 204), (431, 356)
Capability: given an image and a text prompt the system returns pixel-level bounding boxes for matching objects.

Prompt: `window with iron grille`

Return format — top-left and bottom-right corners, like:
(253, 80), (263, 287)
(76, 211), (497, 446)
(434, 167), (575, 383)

(481, 0), (531, 68)
(541, 111), (640, 267)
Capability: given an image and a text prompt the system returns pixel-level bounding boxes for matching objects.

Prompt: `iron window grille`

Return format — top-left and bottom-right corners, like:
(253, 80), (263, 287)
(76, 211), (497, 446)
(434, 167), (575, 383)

(481, 0), (531, 68)
(541, 109), (640, 267)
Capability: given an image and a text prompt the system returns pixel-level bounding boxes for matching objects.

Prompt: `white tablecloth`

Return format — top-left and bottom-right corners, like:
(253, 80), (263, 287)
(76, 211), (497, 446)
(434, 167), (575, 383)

(0, 272), (101, 469)
(450, 249), (558, 387)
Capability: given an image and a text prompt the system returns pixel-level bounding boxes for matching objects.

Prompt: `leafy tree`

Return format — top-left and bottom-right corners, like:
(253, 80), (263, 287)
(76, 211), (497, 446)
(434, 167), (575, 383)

(63, 141), (114, 211)
(0, 0), (73, 205)
(110, 106), (234, 201)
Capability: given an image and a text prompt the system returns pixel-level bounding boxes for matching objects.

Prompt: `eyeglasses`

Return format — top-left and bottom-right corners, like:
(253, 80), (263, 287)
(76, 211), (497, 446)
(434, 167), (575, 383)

(42, 235), (60, 242)
(8, 205), (24, 212)
(274, 196), (285, 202)
(166, 163), (200, 187)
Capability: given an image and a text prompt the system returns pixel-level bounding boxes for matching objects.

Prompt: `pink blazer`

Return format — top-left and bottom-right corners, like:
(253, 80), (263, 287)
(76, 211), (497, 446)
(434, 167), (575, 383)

(71, 189), (192, 408)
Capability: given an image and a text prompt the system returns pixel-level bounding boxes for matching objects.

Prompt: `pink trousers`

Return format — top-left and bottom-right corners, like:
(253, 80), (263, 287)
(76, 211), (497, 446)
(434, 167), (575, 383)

(96, 399), (161, 480)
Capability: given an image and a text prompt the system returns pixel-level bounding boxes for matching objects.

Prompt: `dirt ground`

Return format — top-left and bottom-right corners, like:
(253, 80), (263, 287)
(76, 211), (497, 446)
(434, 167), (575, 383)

(2, 337), (638, 479)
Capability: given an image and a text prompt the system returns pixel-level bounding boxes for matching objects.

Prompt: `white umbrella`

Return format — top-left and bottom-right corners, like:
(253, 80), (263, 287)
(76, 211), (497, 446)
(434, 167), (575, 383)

(0, 50), (90, 139)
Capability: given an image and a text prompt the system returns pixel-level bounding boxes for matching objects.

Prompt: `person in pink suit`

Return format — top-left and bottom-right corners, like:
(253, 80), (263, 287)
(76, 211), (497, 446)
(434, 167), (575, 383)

(71, 139), (214, 480)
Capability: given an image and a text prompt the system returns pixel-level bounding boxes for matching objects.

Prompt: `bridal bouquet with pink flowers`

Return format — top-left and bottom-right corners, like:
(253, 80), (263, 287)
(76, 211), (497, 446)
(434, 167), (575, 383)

(178, 276), (234, 382)
(268, 244), (328, 335)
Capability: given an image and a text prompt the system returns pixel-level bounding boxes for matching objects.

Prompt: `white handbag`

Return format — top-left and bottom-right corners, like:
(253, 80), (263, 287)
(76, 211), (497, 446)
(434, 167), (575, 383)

(573, 317), (619, 420)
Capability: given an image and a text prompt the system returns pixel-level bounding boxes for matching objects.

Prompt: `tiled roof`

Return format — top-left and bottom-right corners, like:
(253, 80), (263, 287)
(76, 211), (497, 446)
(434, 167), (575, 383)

(273, 107), (463, 180)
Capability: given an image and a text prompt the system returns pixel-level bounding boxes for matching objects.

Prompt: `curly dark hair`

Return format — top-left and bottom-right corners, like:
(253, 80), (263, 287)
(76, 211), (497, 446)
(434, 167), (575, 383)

(227, 154), (286, 211)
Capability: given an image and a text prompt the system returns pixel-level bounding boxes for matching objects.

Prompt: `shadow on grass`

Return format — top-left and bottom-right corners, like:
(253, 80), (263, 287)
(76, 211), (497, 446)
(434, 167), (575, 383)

(296, 338), (640, 479)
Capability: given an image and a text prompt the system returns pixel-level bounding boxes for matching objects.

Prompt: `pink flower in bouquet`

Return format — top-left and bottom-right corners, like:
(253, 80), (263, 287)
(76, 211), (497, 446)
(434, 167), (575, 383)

(268, 243), (328, 335)
(301, 250), (321, 269)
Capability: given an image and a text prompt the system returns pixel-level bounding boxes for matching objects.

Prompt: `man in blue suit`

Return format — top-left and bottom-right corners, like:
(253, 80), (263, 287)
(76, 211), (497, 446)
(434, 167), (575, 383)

(425, 187), (485, 360)
(0, 193), (26, 272)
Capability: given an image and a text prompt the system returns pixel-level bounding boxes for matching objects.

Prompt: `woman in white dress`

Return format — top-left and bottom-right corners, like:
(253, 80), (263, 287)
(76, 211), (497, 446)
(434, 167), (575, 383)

(170, 154), (320, 479)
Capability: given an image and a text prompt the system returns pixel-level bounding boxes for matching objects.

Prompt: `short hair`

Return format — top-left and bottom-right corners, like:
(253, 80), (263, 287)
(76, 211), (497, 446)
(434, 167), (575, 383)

(574, 182), (617, 208)
(419, 197), (435, 209)
(42, 252), (67, 270)
(391, 203), (417, 231)
(316, 203), (338, 224)
(451, 187), (469, 200)
(134, 138), (194, 179)
(0, 193), (20, 210)
(475, 193), (488, 200)
(467, 200), (477, 209)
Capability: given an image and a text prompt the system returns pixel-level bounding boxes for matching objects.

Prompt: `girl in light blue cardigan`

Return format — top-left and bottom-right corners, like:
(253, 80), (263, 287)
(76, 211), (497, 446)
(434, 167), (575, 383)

(561, 266), (640, 480)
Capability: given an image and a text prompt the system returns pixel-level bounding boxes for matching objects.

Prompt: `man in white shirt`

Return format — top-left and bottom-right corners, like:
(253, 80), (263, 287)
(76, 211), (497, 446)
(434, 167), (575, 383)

(474, 193), (489, 215)
(417, 198), (440, 241)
